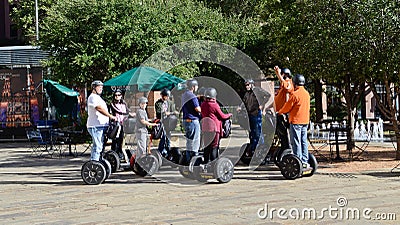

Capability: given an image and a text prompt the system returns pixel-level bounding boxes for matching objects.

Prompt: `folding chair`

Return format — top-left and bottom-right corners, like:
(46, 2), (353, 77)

(26, 127), (53, 157)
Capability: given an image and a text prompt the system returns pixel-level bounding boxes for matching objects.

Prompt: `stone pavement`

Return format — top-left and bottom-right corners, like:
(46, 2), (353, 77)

(0, 138), (400, 224)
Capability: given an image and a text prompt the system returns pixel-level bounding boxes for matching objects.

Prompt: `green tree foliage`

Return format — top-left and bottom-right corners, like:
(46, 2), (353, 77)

(8, 0), (53, 44)
(36, 0), (260, 85)
(267, 0), (400, 157)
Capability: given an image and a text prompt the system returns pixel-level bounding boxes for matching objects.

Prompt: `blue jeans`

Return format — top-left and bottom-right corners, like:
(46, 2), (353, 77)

(183, 120), (200, 153)
(88, 126), (108, 161)
(249, 110), (263, 152)
(158, 129), (171, 157)
(290, 124), (309, 163)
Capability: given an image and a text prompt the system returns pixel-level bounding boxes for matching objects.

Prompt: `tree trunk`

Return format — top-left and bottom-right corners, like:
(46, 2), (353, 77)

(390, 112), (400, 160)
(346, 106), (356, 151)
(314, 79), (323, 122)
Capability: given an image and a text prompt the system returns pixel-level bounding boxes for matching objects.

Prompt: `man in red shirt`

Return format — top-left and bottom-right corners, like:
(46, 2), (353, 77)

(278, 74), (310, 168)
(274, 66), (294, 150)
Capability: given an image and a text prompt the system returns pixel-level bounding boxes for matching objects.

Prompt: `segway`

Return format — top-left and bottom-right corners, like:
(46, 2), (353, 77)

(189, 155), (234, 183)
(81, 123), (117, 185)
(104, 121), (162, 177)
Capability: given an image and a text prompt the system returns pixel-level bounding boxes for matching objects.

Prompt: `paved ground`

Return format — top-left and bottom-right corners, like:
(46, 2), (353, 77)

(1, 132), (400, 224)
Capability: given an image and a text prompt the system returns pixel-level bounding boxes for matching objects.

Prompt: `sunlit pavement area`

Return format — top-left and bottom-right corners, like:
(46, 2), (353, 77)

(0, 127), (400, 224)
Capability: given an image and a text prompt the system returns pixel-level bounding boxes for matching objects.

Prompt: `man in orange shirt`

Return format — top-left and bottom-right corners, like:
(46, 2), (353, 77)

(274, 66), (294, 150)
(278, 74), (310, 168)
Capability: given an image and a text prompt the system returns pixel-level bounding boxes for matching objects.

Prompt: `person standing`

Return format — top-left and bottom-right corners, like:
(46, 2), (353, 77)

(278, 74), (311, 168)
(87, 80), (116, 161)
(201, 87), (232, 164)
(237, 79), (269, 154)
(274, 66), (294, 150)
(181, 79), (201, 156)
(154, 88), (177, 157)
(135, 97), (157, 158)
(109, 89), (133, 160)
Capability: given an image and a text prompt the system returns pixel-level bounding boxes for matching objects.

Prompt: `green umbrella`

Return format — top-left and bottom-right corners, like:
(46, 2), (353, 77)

(104, 66), (184, 92)
(43, 79), (79, 115)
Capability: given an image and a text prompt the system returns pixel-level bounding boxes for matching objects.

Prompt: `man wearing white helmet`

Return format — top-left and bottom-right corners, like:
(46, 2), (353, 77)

(87, 80), (116, 161)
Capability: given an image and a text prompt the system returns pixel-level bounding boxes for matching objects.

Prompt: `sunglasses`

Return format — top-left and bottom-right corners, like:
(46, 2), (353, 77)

(115, 94), (122, 96)
(245, 83), (251, 86)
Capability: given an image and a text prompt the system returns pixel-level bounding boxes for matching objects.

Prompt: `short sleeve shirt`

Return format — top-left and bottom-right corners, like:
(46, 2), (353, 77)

(181, 90), (200, 120)
(87, 93), (109, 128)
(135, 108), (148, 132)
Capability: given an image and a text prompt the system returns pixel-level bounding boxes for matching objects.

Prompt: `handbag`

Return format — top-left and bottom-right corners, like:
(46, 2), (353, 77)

(221, 119), (232, 138)
(107, 121), (121, 140)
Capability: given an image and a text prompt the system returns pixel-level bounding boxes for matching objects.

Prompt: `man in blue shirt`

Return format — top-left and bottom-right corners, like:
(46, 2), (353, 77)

(181, 79), (201, 155)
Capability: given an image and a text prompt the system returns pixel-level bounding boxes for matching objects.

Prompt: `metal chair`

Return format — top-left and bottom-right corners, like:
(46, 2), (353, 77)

(308, 136), (330, 162)
(26, 127), (65, 158)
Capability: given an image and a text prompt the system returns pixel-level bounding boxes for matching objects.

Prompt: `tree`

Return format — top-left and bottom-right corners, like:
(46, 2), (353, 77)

(266, 0), (400, 157)
(34, 0), (260, 85)
(356, 0), (400, 158)
(9, 0), (54, 44)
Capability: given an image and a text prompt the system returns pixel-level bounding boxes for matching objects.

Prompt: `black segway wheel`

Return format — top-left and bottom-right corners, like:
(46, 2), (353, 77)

(273, 148), (292, 167)
(100, 158), (112, 180)
(302, 153), (318, 177)
(133, 155), (159, 177)
(280, 154), (302, 180)
(81, 161), (107, 185)
(104, 151), (120, 173)
(190, 156), (207, 182)
(239, 143), (252, 166)
(214, 157), (234, 183)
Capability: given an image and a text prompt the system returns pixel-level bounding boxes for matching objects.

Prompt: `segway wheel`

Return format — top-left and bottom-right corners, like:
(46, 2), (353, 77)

(190, 156), (207, 182)
(179, 166), (193, 179)
(214, 157), (234, 183)
(100, 158), (112, 180)
(280, 154), (302, 180)
(273, 148), (292, 167)
(104, 151), (120, 173)
(239, 143), (252, 166)
(150, 149), (163, 168)
(129, 154), (136, 171)
(81, 161), (107, 185)
(302, 153), (318, 177)
(133, 155), (159, 177)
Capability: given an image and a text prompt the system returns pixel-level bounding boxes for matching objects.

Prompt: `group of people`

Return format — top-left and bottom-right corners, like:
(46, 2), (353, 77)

(181, 79), (232, 164)
(86, 65), (311, 168)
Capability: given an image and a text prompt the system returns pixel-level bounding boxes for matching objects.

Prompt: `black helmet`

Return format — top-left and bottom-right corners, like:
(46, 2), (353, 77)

(204, 87), (217, 99)
(293, 74), (305, 86)
(91, 80), (103, 89)
(186, 79), (198, 89)
(113, 88), (122, 95)
(138, 97), (148, 104)
(197, 87), (206, 96)
(244, 79), (254, 85)
(281, 68), (292, 78)
(160, 88), (171, 97)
